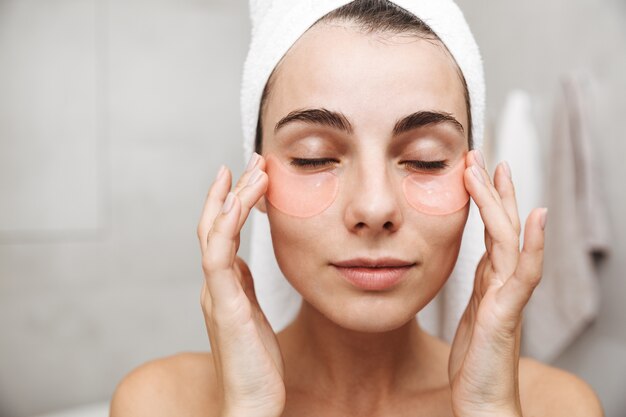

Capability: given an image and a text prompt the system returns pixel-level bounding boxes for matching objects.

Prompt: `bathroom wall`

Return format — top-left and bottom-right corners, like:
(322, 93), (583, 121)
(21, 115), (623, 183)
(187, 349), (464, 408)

(0, 1), (251, 416)
(0, 1), (624, 416)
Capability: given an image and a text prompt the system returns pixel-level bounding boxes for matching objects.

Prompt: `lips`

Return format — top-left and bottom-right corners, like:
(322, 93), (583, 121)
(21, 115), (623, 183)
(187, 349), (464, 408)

(331, 257), (415, 290)
(332, 257), (415, 268)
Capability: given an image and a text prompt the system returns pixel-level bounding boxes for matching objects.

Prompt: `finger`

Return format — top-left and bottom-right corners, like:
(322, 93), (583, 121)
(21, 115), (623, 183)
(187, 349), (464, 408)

(235, 258), (260, 306)
(498, 207), (547, 314)
(203, 193), (245, 308)
(484, 226), (492, 254)
(197, 166), (232, 254)
(468, 151), (499, 256)
(233, 156), (269, 231)
(476, 254), (496, 297)
(469, 150), (505, 208)
(493, 161), (521, 237)
(223, 168), (268, 257)
(465, 154), (520, 277)
(232, 152), (263, 196)
(211, 154), (267, 253)
(196, 153), (265, 254)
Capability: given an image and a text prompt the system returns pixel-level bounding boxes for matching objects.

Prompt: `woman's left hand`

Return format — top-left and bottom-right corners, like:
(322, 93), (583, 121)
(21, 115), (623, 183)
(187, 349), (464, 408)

(448, 150), (547, 417)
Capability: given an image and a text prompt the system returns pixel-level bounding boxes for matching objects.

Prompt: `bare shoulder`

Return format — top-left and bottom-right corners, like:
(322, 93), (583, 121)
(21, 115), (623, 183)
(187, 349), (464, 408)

(519, 356), (604, 417)
(110, 351), (220, 417)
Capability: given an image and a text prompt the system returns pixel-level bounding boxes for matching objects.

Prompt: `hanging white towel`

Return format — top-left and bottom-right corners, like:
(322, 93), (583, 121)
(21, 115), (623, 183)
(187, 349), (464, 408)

(522, 71), (610, 362)
(492, 90), (543, 246)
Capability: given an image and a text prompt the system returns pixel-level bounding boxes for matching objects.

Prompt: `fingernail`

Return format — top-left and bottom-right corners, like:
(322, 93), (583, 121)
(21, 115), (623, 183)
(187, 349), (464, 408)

(475, 149), (485, 169)
(501, 161), (512, 179)
(247, 167), (263, 186)
(215, 164), (226, 181)
(471, 165), (485, 184)
(540, 208), (548, 230)
(245, 152), (260, 172)
(221, 192), (235, 213)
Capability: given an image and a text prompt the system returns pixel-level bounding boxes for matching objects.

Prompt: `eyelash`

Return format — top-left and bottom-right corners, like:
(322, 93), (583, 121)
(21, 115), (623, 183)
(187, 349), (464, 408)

(404, 160), (449, 170)
(290, 158), (337, 168)
(289, 158), (448, 170)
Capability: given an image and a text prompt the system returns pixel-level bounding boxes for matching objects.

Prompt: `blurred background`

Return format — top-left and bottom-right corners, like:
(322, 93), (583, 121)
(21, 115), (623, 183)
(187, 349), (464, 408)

(0, 1), (625, 416)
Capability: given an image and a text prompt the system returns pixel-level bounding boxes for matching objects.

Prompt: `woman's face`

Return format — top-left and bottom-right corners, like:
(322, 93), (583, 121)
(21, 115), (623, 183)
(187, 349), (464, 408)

(257, 23), (470, 332)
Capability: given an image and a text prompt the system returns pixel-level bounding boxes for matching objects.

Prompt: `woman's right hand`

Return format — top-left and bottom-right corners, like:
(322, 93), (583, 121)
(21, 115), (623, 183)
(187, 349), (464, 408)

(197, 153), (286, 417)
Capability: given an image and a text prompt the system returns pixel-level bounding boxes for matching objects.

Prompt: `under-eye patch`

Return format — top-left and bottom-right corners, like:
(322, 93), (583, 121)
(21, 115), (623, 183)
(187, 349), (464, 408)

(265, 154), (339, 218)
(264, 153), (468, 218)
(402, 157), (469, 215)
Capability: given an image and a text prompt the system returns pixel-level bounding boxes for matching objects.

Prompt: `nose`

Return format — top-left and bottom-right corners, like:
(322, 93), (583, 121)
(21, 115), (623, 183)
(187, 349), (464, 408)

(343, 157), (403, 235)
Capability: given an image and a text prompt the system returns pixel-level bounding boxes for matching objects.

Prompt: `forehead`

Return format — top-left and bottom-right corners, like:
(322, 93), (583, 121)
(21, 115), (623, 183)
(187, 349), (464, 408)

(264, 23), (468, 137)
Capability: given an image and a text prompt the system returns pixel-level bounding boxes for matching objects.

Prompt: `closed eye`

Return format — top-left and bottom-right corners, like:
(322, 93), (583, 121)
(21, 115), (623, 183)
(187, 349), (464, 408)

(289, 158), (337, 168)
(289, 158), (448, 171)
(402, 160), (448, 171)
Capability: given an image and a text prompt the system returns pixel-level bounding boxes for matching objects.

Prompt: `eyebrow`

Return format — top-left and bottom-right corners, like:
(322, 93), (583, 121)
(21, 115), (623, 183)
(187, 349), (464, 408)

(274, 107), (465, 137)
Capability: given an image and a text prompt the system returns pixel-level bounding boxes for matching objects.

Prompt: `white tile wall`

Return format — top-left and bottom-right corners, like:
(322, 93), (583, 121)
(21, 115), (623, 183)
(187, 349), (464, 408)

(0, 0), (102, 236)
(0, 0), (250, 416)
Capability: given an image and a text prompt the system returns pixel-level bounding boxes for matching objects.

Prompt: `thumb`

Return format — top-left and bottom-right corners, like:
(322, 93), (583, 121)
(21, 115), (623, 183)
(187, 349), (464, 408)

(234, 257), (261, 307)
(497, 207), (547, 315)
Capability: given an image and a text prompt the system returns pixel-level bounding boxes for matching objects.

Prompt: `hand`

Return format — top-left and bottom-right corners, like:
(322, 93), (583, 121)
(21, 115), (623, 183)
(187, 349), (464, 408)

(197, 153), (285, 417)
(448, 150), (547, 417)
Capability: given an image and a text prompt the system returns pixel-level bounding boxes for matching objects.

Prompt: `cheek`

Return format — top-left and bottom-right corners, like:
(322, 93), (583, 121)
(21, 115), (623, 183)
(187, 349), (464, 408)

(266, 210), (331, 299)
(265, 154), (339, 218)
(402, 159), (469, 216)
(417, 206), (469, 277)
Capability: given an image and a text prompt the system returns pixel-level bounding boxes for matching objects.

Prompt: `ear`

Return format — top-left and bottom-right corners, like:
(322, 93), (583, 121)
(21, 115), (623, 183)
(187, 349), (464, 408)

(254, 196), (268, 213)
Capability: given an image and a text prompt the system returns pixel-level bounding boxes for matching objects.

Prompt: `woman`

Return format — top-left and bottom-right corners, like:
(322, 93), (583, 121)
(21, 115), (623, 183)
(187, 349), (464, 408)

(111, 1), (603, 416)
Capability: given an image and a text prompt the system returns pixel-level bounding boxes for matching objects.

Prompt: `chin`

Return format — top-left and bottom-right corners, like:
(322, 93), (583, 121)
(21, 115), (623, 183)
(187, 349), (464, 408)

(316, 293), (423, 333)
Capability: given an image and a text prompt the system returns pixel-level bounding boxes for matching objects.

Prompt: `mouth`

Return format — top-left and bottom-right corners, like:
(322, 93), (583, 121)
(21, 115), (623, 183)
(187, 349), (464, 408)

(331, 257), (416, 291)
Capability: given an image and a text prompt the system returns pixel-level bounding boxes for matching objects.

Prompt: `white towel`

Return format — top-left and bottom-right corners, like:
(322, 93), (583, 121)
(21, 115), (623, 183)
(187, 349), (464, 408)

(240, 0), (486, 342)
(521, 72), (610, 362)
(492, 90), (543, 246)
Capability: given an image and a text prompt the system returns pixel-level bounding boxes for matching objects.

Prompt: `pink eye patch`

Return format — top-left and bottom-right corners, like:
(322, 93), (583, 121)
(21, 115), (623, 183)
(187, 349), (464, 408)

(265, 154), (339, 218)
(402, 158), (469, 215)
(264, 154), (469, 218)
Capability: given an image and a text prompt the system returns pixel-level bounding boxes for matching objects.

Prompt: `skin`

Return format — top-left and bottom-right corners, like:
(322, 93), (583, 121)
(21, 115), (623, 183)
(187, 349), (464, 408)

(110, 22), (604, 417)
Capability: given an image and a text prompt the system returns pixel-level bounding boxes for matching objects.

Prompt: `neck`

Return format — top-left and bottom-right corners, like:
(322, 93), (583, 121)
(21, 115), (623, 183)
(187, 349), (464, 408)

(278, 300), (449, 407)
